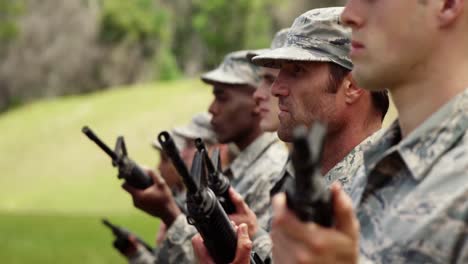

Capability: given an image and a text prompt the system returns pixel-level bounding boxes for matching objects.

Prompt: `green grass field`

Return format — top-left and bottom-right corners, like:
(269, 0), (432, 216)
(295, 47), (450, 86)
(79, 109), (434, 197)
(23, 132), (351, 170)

(0, 79), (213, 263)
(0, 79), (397, 263)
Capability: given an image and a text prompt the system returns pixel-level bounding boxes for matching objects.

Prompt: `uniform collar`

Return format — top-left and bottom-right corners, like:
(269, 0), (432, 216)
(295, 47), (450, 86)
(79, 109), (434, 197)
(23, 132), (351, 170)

(226, 132), (279, 180)
(364, 88), (468, 181)
(325, 130), (380, 184)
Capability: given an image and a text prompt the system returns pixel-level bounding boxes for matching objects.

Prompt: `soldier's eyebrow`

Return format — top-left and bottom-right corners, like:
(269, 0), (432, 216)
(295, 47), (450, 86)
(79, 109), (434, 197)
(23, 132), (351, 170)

(260, 72), (275, 79)
(212, 87), (224, 95)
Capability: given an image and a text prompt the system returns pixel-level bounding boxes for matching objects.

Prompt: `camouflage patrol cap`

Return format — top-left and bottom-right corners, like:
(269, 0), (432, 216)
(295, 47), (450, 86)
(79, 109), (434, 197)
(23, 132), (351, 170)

(252, 7), (352, 70)
(201, 50), (261, 87)
(172, 112), (217, 145)
(246, 28), (290, 61)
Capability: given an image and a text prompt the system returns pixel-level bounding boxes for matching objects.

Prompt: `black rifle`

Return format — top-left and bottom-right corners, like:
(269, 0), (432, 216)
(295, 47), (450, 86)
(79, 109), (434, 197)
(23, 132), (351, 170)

(102, 218), (153, 253)
(158, 132), (263, 264)
(82, 126), (153, 189)
(286, 123), (333, 226)
(195, 138), (236, 214)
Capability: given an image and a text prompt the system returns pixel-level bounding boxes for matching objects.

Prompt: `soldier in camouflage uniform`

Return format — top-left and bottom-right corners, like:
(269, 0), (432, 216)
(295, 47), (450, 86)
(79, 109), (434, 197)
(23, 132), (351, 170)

(120, 112), (221, 264)
(193, 7), (390, 262)
(270, 1), (468, 263)
(124, 50), (288, 263)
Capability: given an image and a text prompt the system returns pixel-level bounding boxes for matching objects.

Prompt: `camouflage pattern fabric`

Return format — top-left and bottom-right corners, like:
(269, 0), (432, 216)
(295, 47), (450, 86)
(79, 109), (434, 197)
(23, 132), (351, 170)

(252, 7), (352, 70)
(252, 132), (380, 261)
(350, 89), (468, 263)
(227, 133), (288, 229)
(128, 244), (156, 264)
(127, 189), (187, 264)
(246, 28), (290, 61)
(172, 112), (217, 145)
(201, 50), (261, 87)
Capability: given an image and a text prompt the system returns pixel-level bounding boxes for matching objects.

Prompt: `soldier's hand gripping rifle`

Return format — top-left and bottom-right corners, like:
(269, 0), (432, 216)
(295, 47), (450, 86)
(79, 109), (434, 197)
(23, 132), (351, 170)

(158, 132), (263, 264)
(286, 123), (333, 227)
(82, 126), (153, 189)
(195, 138), (236, 214)
(102, 218), (153, 254)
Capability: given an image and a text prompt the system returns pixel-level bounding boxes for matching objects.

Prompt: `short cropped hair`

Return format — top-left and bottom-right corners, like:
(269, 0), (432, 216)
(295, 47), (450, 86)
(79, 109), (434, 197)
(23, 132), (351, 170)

(328, 63), (389, 120)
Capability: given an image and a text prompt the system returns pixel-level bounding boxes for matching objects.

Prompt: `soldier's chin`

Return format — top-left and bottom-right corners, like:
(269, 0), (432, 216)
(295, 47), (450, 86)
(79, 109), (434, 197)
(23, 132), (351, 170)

(353, 67), (386, 92)
(217, 133), (235, 145)
(277, 125), (293, 142)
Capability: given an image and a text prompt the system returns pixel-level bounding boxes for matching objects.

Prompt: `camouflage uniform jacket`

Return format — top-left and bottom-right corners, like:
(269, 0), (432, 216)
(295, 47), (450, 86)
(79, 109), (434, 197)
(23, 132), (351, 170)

(252, 132), (380, 261)
(128, 189), (186, 264)
(147, 132), (288, 264)
(128, 244), (157, 264)
(350, 89), (468, 264)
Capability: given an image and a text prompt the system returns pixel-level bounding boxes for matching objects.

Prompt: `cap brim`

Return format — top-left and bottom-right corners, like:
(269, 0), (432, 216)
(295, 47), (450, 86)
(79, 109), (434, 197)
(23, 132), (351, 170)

(252, 46), (333, 68)
(172, 126), (216, 144)
(201, 68), (249, 85)
(246, 49), (270, 62)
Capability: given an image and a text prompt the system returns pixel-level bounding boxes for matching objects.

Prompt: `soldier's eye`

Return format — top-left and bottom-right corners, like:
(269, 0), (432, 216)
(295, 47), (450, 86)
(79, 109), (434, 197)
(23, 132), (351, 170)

(265, 75), (276, 84)
(292, 65), (304, 76)
(216, 95), (228, 102)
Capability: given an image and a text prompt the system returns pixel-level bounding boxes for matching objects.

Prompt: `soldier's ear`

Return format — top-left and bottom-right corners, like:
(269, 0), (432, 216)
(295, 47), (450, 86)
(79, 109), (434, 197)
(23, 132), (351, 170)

(437, 0), (464, 28)
(343, 74), (363, 105)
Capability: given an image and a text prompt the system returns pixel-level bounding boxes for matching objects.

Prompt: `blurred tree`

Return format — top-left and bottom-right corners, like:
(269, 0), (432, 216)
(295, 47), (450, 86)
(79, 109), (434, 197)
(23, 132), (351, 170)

(0, 0), (347, 113)
(100, 0), (181, 81)
(100, 0), (166, 44)
(0, 0), (23, 110)
(192, 0), (279, 68)
(0, 0), (23, 45)
(0, 0), (101, 111)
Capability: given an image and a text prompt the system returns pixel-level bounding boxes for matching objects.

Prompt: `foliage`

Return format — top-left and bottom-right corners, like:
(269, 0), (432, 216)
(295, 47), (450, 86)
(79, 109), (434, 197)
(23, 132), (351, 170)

(155, 46), (182, 81)
(99, 0), (183, 81)
(0, 0), (23, 44)
(100, 0), (167, 44)
(0, 0), (344, 112)
(192, 0), (278, 68)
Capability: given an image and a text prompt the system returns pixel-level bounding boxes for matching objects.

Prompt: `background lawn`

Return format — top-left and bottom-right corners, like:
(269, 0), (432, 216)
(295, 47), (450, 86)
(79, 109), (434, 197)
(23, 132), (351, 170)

(0, 79), (213, 263)
(0, 79), (397, 263)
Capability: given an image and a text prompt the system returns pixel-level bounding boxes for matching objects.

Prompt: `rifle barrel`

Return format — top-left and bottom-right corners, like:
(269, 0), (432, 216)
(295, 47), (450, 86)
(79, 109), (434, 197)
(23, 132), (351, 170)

(158, 131), (198, 193)
(82, 126), (118, 161)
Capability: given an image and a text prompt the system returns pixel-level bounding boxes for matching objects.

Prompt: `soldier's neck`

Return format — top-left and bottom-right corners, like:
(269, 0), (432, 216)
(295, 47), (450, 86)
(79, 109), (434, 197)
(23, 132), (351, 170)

(391, 64), (468, 138)
(321, 122), (379, 175)
(390, 38), (468, 138)
(234, 126), (263, 151)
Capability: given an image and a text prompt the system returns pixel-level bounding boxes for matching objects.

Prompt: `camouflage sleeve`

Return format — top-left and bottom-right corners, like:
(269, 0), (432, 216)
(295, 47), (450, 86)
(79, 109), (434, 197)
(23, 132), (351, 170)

(455, 239), (468, 264)
(127, 244), (156, 264)
(246, 172), (276, 231)
(155, 214), (198, 263)
(358, 254), (375, 264)
(251, 228), (272, 261)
